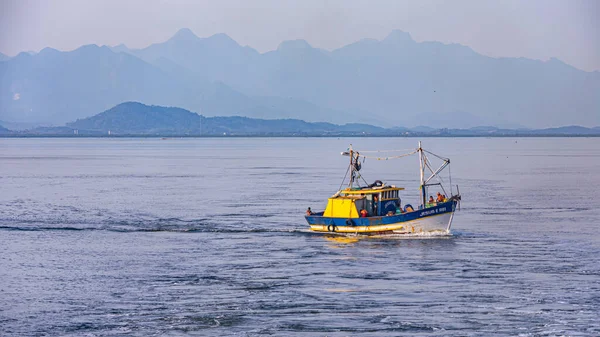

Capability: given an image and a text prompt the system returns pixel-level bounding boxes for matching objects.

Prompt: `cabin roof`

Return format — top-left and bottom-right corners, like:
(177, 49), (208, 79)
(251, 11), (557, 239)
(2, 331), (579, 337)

(328, 195), (365, 200)
(341, 187), (404, 195)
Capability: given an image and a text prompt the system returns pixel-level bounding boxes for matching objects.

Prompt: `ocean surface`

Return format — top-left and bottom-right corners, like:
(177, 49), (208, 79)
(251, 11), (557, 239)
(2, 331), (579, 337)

(1, 137), (599, 336)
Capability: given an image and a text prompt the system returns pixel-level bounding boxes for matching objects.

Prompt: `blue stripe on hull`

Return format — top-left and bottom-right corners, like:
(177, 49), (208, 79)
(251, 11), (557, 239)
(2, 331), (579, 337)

(305, 200), (456, 228)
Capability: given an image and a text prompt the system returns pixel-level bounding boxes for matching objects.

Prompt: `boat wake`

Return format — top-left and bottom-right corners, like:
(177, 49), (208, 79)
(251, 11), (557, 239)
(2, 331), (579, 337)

(0, 221), (453, 239)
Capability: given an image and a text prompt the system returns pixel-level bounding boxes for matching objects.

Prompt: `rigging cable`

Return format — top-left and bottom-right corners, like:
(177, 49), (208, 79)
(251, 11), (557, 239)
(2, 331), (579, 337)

(339, 162), (351, 191)
(358, 148), (417, 153)
(423, 149), (449, 162)
(358, 150), (417, 161)
(424, 153), (448, 196)
(449, 163), (453, 196)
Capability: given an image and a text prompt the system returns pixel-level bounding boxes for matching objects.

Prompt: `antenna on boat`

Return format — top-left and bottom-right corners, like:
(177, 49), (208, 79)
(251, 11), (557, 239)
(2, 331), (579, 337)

(341, 144), (367, 190)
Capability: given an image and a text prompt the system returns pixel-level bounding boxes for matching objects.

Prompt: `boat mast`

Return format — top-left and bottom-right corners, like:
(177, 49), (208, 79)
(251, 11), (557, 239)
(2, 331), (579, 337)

(348, 144), (354, 188)
(418, 141), (426, 207)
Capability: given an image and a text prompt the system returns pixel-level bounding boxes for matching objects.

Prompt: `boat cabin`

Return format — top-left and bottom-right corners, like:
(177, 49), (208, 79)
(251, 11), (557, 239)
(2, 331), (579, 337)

(323, 186), (404, 218)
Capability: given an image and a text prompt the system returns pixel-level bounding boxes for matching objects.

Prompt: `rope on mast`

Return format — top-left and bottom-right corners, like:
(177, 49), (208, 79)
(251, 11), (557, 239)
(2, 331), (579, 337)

(339, 162), (351, 191)
(337, 145), (454, 199)
(358, 148), (417, 153)
(357, 150), (417, 161)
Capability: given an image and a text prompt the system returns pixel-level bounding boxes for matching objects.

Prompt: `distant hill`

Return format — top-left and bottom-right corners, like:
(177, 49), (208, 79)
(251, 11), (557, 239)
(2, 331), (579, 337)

(0, 120), (53, 131)
(2, 101), (599, 137)
(67, 102), (203, 133)
(0, 52), (9, 62)
(407, 111), (525, 129)
(65, 102), (387, 135)
(2, 28), (599, 128)
(524, 125), (600, 135)
(27, 102), (590, 137)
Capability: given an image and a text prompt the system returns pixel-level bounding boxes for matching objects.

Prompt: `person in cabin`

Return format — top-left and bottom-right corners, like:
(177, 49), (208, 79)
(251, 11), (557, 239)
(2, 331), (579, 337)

(442, 195), (447, 202)
(360, 209), (368, 217)
(373, 195), (379, 215)
(428, 196), (435, 204)
(436, 192), (444, 203)
(306, 207), (313, 216)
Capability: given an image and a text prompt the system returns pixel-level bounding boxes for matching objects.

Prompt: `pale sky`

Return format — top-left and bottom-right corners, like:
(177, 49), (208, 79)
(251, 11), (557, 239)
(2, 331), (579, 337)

(1, 0), (598, 72)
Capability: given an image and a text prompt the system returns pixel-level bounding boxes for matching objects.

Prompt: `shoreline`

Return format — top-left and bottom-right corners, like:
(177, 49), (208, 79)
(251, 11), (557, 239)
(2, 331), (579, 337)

(2, 134), (599, 138)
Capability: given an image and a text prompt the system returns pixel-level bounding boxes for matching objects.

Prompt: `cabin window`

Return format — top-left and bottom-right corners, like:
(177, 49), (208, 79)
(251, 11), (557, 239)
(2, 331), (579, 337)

(355, 198), (366, 214)
(366, 194), (374, 215)
(381, 190), (399, 200)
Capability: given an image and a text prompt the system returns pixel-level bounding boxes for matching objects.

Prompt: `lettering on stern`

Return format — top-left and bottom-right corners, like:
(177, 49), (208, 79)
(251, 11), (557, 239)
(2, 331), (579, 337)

(419, 207), (446, 217)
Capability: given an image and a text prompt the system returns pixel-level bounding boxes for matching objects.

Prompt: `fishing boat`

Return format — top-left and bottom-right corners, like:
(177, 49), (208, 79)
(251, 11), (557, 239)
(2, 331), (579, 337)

(305, 142), (461, 235)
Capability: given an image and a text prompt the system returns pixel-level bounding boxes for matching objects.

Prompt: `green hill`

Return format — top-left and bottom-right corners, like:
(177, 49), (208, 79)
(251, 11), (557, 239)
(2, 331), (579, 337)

(67, 102), (203, 133)
(66, 102), (387, 135)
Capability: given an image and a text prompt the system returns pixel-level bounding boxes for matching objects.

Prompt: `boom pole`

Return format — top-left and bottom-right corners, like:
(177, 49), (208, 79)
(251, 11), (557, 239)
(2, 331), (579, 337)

(418, 141), (426, 207)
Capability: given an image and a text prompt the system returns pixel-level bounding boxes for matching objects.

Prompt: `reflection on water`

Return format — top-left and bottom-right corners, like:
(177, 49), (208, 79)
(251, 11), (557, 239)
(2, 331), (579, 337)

(325, 235), (360, 245)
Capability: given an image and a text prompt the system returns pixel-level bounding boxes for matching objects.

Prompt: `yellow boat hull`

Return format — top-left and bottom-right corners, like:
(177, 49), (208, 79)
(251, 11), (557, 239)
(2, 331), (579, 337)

(309, 211), (454, 235)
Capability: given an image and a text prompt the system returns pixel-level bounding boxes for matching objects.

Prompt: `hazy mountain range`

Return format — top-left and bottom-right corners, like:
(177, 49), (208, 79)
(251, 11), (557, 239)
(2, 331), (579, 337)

(1, 28), (599, 128)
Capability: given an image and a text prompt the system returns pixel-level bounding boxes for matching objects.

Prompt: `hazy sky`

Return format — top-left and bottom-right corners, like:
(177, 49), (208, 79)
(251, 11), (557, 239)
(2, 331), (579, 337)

(1, 0), (598, 71)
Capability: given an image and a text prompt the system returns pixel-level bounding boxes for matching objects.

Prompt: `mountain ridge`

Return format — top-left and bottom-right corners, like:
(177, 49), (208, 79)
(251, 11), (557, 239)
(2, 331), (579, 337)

(1, 28), (598, 128)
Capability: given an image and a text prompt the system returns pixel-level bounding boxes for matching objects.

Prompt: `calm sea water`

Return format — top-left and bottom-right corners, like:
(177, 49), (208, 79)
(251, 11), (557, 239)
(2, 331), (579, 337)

(1, 137), (599, 336)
